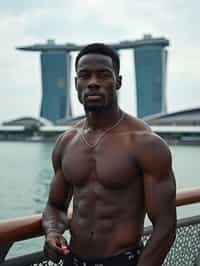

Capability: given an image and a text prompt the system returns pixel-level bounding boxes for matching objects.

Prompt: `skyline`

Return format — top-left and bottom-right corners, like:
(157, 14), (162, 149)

(17, 36), (169, 122)
(1, 1), (200, 123)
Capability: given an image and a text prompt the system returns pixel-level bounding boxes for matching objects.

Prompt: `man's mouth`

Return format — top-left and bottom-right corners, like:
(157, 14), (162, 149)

(84, 94), (103, 102)
(86, 95), (101, 100)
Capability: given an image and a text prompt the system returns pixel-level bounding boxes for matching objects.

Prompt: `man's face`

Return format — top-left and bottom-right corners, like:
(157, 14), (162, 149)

(75, 53), (121, 112)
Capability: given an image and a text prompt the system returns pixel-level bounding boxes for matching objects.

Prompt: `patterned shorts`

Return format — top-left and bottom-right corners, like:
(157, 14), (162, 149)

(63, 243), (143, 266)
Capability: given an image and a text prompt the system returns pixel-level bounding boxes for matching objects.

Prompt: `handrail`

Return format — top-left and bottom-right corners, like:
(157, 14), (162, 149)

(0, 214), (42, 244)
(0, 187), (200, 245)
(176, 187), (200, 206)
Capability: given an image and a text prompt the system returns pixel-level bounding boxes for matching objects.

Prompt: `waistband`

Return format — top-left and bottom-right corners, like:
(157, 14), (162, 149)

(66, 243), (143, 266)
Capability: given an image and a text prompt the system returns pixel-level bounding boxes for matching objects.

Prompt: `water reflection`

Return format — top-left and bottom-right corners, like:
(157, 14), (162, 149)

(31, 142), (54, 214)
(33, 168), (53, 213)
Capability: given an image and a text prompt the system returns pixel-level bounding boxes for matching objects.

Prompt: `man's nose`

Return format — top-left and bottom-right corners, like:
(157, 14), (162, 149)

(88, 74), (100, 89)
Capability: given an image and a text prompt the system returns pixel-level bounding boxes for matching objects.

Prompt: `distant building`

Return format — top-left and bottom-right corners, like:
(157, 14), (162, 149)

(144, 107), (200, 126)
(2, 116), (53, 127)
(18, 40), (72, 123)
(17, 35), (169, 121)
(40, 48), (72, 123)
(133, 34), (168, 118)
(2, 110), (200, 144)
(1, 116), (53, 141)
(56, 115), (85, 126)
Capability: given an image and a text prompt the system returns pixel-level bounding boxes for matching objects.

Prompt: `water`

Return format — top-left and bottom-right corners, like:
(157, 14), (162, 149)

(0, 141), (200, 257)
(0, 142), (53, 219)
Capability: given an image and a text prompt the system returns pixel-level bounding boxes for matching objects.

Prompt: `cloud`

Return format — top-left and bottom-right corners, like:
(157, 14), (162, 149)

(0, 0), (200, 122)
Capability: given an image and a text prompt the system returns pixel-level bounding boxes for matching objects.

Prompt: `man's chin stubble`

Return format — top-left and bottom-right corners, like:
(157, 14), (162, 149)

(84, 105), (105, 113)
(84, 102), (113, 113)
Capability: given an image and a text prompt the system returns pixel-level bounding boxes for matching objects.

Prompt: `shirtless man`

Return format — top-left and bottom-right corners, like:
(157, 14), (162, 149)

(42, 43), (176, 266)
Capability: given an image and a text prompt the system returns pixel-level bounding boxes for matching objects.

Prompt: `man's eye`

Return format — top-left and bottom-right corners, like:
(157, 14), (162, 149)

(78, 73), (90, 79)
(99, 72), (112, 78)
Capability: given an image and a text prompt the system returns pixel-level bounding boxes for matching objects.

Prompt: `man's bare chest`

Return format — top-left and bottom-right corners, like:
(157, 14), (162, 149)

(61, 135), (141, 188)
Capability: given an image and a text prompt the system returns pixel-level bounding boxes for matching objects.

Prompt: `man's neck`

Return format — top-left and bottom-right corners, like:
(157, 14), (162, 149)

(85, 108), (122, 132)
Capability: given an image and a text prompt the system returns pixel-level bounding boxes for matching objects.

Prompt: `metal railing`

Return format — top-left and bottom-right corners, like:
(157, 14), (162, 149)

(1, 187), (200, 266)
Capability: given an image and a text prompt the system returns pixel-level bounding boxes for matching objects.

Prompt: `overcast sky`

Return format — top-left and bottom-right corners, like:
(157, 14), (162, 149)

(0, 0), (200, 123)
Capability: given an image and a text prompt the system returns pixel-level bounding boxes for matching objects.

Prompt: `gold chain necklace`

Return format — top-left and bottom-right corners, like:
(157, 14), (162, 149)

(80, 112), (125, 149)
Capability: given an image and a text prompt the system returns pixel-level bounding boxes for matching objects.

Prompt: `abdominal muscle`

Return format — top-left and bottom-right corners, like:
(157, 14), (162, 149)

(68, 184), (145, 258)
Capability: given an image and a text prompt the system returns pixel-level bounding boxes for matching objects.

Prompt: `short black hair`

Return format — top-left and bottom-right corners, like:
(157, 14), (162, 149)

(75, 43), (120, 75)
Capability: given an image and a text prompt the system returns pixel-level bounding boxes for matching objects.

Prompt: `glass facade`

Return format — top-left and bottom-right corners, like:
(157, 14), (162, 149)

(40, 51), (72, 123)
(134, 45), (167, 118)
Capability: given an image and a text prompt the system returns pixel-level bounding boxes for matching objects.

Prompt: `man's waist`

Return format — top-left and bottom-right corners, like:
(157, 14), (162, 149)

(64, 242), (143, 266)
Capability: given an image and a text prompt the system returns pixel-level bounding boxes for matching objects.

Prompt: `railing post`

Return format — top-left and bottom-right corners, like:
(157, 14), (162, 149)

(0, 242), (13, 262)
(195, 252), (200, 266)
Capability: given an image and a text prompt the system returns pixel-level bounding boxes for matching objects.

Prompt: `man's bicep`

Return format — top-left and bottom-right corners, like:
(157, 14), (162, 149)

(48, 169), (72, 210)
(141, 136), (176, 225)
(144, 171), (176, 225)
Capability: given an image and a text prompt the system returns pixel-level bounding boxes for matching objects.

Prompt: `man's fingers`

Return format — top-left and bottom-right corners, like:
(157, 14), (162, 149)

(45, 235), (69, 258)
(44, 243), (60, 263)
(43, 232), (70, 263)
(59, 236), (70, 255)
(49, 240), (65, 255)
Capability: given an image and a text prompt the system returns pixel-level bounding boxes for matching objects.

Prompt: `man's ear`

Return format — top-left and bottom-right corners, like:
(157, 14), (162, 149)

(116, 75), (122, 90)
(75, 76), (78, 90)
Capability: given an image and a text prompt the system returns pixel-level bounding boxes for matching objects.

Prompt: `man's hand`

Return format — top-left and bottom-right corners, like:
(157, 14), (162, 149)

(43, 232), (70, 262)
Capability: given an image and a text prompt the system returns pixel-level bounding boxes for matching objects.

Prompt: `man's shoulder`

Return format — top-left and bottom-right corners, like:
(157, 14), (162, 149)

(54, 119), (85, 149)
(125, 114), (171, 158)
(136, 128), (170, 156)
(135, 129), (172, 171)
(125, 113), (151, 134)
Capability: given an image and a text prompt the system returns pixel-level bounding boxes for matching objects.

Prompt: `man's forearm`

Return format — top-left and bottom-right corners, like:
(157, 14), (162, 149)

(42, 204), (68, 236)
(137, 224), (176, 266)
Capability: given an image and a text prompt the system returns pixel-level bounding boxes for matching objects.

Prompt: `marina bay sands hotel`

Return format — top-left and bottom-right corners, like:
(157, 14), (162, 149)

(17, 35), (169, 123)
